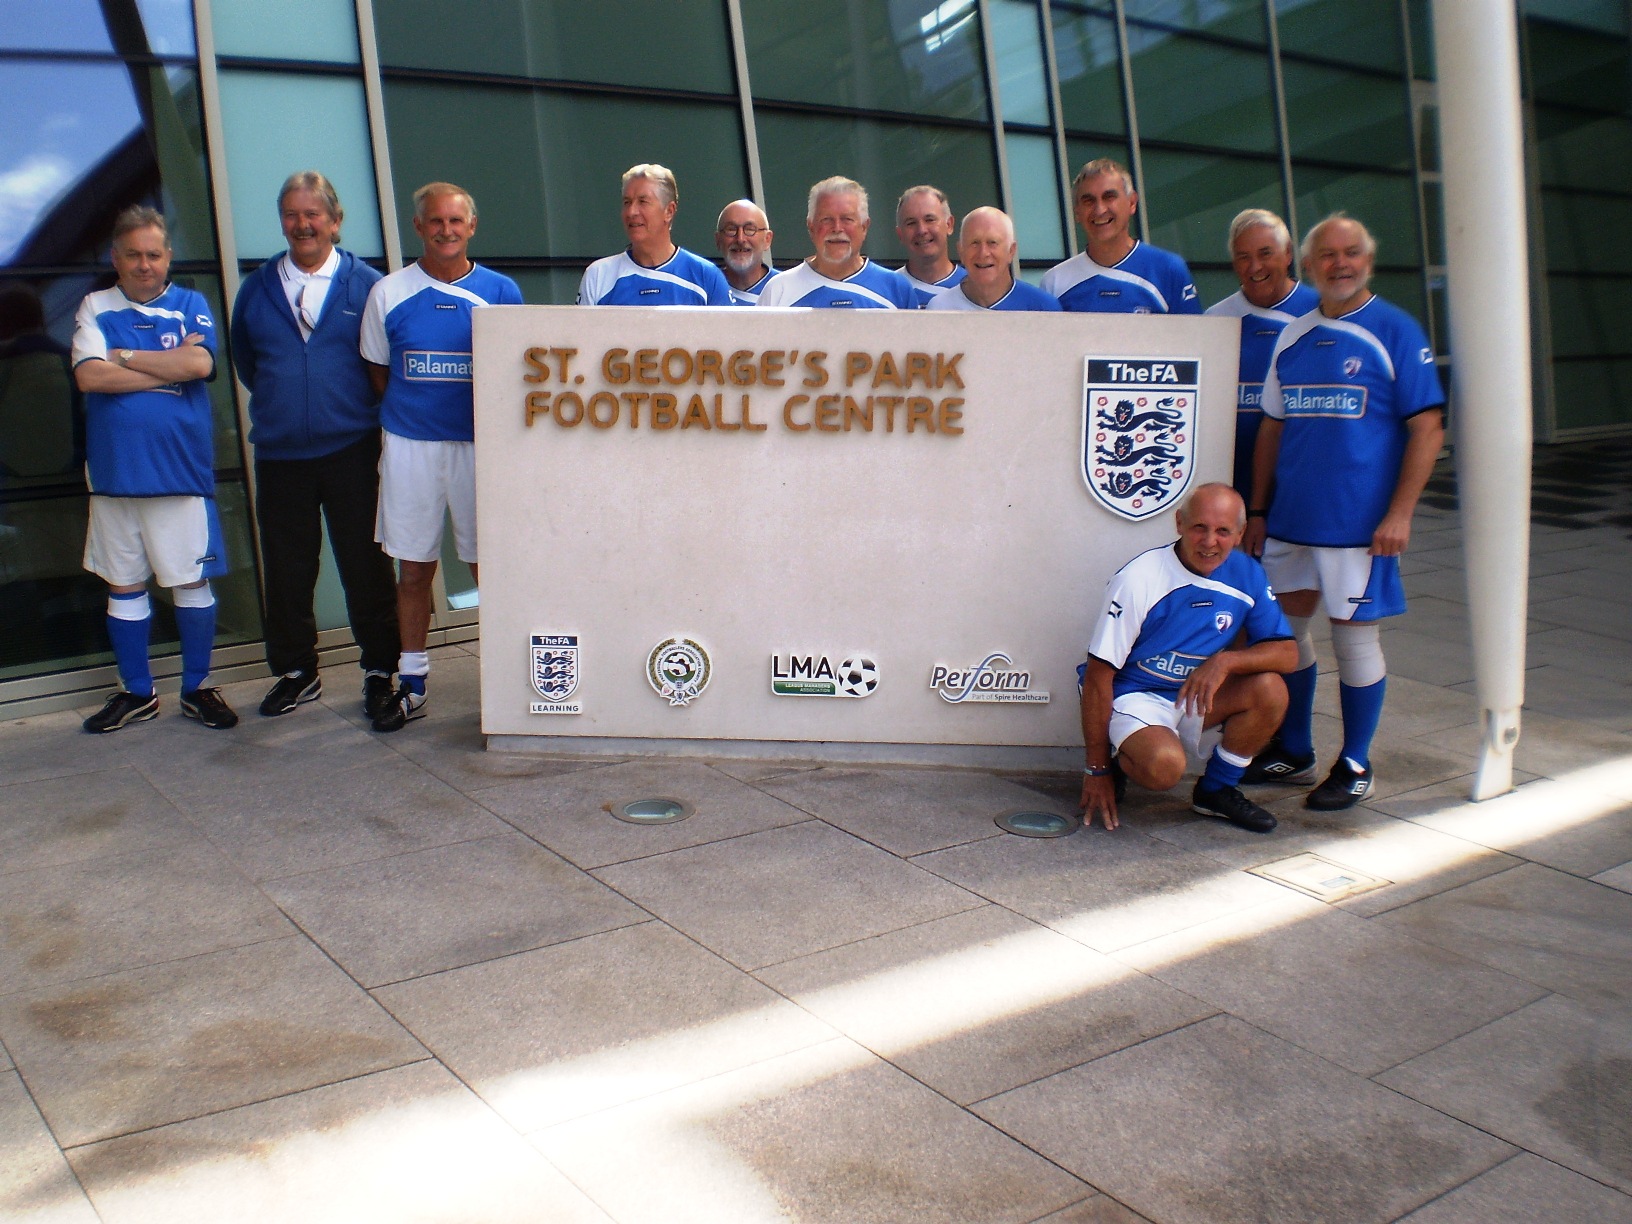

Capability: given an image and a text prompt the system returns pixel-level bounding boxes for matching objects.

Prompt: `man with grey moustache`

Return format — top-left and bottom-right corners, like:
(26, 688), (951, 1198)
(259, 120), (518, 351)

(715, 199), (777, 305)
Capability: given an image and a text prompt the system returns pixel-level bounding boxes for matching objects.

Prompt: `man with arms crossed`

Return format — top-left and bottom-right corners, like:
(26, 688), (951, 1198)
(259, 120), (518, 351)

(74, 206), (237, 732)
(231, 171), (399, 720)
(361, 182), (522, 731)
(1043, 158), (1201, 315)
(894, 185), (965, 307)
(1081, 483), (1296, 833)
(578, 164), (733, 306)
(1206, 208), (1319, 499)
(928, 208), (1061, 312)
(715, 199), (777, 305)
(1243, 213), (1446, 809)
(757, 177), (917, 310)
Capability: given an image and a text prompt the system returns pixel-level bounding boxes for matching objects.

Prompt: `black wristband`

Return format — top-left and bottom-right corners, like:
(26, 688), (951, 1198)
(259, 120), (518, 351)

(1083, 765), (1111, 777)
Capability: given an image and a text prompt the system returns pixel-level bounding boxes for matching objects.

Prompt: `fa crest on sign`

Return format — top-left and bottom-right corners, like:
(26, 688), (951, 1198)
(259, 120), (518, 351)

(529, 634), (582, 714)
(1081, 357), (1200, 522)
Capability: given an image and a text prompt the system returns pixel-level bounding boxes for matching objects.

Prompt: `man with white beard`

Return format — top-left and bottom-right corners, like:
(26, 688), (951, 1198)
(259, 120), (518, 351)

(714, 199), (777, 305)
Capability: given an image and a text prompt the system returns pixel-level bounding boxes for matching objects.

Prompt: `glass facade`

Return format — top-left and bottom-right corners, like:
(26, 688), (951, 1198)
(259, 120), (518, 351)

(0, 0), (1627, 706)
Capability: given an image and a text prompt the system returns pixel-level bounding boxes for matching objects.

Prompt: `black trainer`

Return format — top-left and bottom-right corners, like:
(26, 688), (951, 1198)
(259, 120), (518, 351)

(259, 670), (320, 717)
(1306, 759), (1372, 811)
(1242, 739), (1317, 785)
(362, 671), (395, 722)
(83, 690), (159, 734)
(371, 683), (426, 733)
(1191, 779), (1277, 833)
(180, 687), (239, 729)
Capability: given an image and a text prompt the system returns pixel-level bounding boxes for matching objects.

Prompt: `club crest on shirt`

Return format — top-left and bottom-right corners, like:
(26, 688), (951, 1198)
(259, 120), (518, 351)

(1081, 357), (1199, 522)
(1344, 356), (1362, 377)
(529, 634), (581, 714)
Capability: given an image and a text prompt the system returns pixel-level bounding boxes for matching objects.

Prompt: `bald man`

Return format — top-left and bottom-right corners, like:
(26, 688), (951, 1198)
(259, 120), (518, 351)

(715, 199), (777, 305)
(927, 208), (1061, 312)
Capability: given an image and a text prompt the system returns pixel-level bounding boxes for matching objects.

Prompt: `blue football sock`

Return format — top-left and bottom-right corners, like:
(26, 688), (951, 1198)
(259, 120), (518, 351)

(106, 591), (153, 696)
(1200, 745), (1252, 792)
(1279, 664), (1318, 758)
(401, 673), (426, 697)
(174, 602), (216, 692)
(1338, 678), (1386, 772)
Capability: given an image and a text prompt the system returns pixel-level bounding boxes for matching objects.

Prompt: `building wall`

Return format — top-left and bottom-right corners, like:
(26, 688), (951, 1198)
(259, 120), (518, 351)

(0, 0), (1626, 697)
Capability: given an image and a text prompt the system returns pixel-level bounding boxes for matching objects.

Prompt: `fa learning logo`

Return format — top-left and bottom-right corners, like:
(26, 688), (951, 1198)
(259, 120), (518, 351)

(529, 634), (581, 715)
(1082, 357), (1199, 521)
(647, 637), (711, 707)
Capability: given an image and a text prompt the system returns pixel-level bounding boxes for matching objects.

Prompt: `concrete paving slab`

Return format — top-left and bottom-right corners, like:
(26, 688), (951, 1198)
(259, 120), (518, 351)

(1596, 860), (1632, 894)
(1379, 995), (1632, 1195)
(1031, 1199), (1151, 1223)
(67, 1060), (612, 1224)
(372, 922), (834, 1132)
(1377, 863), (1632, 1006)
(914, 824), (1290, 954)
(0, 937), (424, 1147)
(0, 765), (196, 877)
(0, 709), (152, 787)
(975, 1015), (1513, 1224)
(594, 821), (983, 970)
(476, 758), (812, 869)
(755, 905), (1215, 1105)
(261, 832), (647, 987)
(533, 1037), (1091, 1224)
(1399, 1152), (1632, 1222)
(0, 840), (292, 993)
(1115, 898), (1545, 1076)
(756, 764), (1058, 855)
(379, 712), (617, 794)
(0, 1070), (100, 1224)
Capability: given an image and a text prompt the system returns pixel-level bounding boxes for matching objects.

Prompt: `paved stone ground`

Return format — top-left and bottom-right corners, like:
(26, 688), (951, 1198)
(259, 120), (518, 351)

(2, 446), (1631, 1223)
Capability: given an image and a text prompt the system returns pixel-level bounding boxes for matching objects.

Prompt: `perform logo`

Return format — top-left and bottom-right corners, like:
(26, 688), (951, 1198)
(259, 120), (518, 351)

(404, 350), (473, 382)
(929, 653), (1049, 704)
(1282, 384), (1365, 419)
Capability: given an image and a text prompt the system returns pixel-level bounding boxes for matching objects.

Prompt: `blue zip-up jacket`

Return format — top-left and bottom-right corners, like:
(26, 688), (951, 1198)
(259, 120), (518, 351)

(230, 249), (383, 461)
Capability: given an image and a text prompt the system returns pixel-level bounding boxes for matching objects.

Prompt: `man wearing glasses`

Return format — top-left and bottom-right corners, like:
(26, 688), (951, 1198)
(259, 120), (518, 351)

(230, 171), (400, 722)
(714, 199), (777, 305)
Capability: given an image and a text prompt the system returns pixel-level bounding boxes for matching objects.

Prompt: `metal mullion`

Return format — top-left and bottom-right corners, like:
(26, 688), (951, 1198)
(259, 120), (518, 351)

(726, 0), (766, 207)
(1038, 0), (1077, 254)
(1109, 0), (1148, 241)
(1264, 0), (1299, 243)
(354, 0), (403, 274)
(976, 0), (1016, 224)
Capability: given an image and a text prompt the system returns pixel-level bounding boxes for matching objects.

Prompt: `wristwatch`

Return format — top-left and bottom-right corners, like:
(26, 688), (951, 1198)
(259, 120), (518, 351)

(116, 348), (134, 366)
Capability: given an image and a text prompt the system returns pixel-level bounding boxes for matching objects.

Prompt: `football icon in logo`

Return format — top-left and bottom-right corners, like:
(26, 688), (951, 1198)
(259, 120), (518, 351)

(837, 656), (879, 698)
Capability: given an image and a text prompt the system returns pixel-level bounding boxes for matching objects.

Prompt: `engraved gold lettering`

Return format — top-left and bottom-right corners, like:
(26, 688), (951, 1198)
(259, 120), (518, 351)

(783, 394), (811, 431)
(587, 392), (618, 428)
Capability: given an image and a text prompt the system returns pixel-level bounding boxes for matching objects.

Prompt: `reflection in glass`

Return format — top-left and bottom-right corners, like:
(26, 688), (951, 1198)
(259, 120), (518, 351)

(1291, 166), (1418, 263)
(210, 0), (359, 63)
(1275, 0), (1404, 73)
(742, 0), (989, 121)
(383, 81), (747, 259)
(1280, 61), (1412, 169)
(1138, 148), (1284, 266)
(0, 0), (196, 56)
(1007, 133), (1067, 261)
(1, 61), (214, 268)
(1524, 18), (1632, 114)
(1533, 108), (1632, 191)
(1052, 9), (1125, 135)
(1126, 27), (1277, 153)
(1123, 0), (1266, 42)
(990, 0), (1051, 126)
(1543, 190), (1632, 277)
(377, 0), (734, 94)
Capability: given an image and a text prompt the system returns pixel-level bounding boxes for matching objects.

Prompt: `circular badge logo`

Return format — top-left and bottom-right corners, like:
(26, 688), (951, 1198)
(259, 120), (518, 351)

(837, 656), (879, 698)
(646, 637), (711, 707)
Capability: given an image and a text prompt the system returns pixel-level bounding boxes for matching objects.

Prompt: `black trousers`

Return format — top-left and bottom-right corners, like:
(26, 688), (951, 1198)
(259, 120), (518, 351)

(255, 432), (399, 677)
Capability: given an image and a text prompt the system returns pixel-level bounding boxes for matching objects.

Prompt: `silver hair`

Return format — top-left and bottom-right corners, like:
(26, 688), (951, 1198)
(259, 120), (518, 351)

(1226, 207), (1291, 258)
(278, 171), (344, 227)
(413, 182), (477, 221)
(111, 205), (168, 245)
(1300, 211), (1377, 264)
(623, 163), (678, 209)
(807, 176), (869, 224)
(896, 184), (950, 225)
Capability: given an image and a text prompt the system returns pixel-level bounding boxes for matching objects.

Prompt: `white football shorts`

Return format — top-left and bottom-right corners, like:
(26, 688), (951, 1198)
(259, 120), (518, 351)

(1261, 539), (1406, 622)
(1108, 689), (1222, 760)
(375, 432), (476, 564)
(84, 495), (225, 588)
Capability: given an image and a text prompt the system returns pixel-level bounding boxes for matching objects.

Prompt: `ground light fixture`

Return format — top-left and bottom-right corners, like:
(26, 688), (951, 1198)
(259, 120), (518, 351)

(994, 809), (1081, 838)
(612, 797), (691, 825)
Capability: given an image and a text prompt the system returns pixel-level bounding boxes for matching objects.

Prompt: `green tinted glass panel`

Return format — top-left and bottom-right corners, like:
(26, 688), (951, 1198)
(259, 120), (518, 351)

(1369, 269), (1428, 331)
(506, 269), (582, 307)
(1138, 148), (1283, 267)
(210, 0), (358, 62)
(1124, 0), (1265, 42)
(383, 81), (747, 259)
(1127, 27), (1276, 153)
(377, 0), (734, 94)
(1405, 0), (1434, 79)
(755, 114), (999, 264)
(1052, 10), (1126, 134)
(991, 0), (1051, 126)
(219, 71), (381, 261)
(742, 0), (988, 119)
(1533, 107), (1632, 191)
(1543, 189), (1632, 275)
(1524, 18), (1631, 113)
(1547, 274), (1632, 358)
(1523, 0), (1627, 36)
(1416, 103), (1439, 173)
(1275, 0), (1404, 72)
(1007, 132), (1067, 260)
(1552, 359), (1632, 430)
(1192, 267), (1238, 310)
(1291, 166), (1419, 264)
(1280, 61), (1411, 169)
(1420, 178), (1444, 266)
(2, 62), (215, 268)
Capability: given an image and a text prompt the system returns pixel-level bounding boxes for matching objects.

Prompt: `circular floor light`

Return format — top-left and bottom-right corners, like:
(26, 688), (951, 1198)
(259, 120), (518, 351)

(614, 797), (690, 825)
(995, 809), (1080, 838)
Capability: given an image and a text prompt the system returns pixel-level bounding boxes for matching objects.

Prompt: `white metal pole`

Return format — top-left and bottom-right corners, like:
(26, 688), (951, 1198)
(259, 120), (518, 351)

(1431, 0), (1532, 800)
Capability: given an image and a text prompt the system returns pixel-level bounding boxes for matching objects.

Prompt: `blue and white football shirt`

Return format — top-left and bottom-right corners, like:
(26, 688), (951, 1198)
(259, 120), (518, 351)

(577, 247), (733, 306)
(360, 262), (522, 442)
(1041, 242), (1201, 315)
(1262, 295), (1445, 547)
(71, 283), (218, 497)
(1206, 282), (1320, 495)
(1089, 545), (1291, 700)
(726, 266), (778, 306)
(756, 259), (918, 310)
(901, 264), (966, 308)
(927, 280), (1062, 312)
